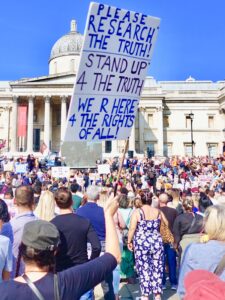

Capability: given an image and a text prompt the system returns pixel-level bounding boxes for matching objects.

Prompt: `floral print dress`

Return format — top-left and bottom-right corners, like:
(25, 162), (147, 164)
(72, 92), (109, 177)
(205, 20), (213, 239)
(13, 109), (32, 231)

(133, 209), (164, 296)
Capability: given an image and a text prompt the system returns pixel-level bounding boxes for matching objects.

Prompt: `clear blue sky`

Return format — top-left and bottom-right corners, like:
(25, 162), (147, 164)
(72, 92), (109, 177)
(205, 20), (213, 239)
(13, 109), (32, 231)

(0, 0), (224, 81)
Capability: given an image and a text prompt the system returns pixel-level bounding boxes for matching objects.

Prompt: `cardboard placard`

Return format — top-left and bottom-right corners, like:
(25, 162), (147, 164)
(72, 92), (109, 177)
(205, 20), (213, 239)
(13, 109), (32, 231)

(98, 164), (111, 174)
(64, 2), (160, 142)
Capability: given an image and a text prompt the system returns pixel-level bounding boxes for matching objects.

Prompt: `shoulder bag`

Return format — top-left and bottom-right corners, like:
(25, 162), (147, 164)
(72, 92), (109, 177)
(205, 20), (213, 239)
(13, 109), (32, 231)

(22, 273), (60, 300)
(160, 213), (174, 244)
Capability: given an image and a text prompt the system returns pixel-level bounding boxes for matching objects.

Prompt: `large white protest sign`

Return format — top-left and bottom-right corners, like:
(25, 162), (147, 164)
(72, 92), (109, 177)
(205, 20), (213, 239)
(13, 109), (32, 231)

(51, 167), (70, 178)
(64, 2), (160, 142)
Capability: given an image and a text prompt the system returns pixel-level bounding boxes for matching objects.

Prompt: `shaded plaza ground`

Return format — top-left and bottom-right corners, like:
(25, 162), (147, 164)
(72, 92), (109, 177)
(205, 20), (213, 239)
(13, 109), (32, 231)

(94, 282), (179, 299)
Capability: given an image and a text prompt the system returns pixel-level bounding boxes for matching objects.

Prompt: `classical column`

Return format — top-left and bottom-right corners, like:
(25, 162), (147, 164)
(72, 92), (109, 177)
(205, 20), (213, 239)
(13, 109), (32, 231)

(44, 96), (50, 149)
(11, 96), (18, 152)
(139, 108), (145, 153)
(27, 96), (34, 153)
(156, 106), (164, 156)
(129, 124), (135, 152)
(61, 96), (67, 141)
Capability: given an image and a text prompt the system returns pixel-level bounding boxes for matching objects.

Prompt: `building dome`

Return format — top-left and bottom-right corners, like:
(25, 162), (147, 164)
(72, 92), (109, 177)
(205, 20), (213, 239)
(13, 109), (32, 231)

(49, 20), (83, 75)
(49, 20), (83, 62)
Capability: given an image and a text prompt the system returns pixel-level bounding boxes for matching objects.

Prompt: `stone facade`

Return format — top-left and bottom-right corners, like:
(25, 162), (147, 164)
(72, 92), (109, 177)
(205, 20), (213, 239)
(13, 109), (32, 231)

(0, 21), (224, 157)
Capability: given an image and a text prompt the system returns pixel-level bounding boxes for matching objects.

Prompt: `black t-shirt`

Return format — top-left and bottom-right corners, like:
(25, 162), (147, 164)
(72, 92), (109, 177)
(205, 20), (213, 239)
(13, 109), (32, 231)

(51, 213), (101, 272)
(173, 212), (203, 244)
(0, 253), (117, 300)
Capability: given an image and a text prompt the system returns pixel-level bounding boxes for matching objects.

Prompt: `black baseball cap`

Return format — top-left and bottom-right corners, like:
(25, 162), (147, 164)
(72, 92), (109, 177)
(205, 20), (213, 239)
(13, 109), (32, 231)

(22, 220), (60, 251)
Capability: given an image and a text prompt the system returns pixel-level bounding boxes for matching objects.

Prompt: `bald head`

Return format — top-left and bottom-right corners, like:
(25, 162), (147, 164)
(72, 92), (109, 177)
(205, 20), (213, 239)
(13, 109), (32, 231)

(159, 193), (169, 204)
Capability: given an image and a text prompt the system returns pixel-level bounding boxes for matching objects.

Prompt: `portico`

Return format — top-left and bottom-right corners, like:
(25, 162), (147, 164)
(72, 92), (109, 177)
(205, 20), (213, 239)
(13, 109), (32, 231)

(9, 93), (70, 153)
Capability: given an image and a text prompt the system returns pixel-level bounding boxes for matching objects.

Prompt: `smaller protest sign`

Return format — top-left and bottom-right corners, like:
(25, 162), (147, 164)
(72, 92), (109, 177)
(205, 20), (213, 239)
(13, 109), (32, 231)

(51, 167), (70, 178)
(3, 162), (14, 172)
(98, 164), (111, 174)
(15, 163), (27, 174)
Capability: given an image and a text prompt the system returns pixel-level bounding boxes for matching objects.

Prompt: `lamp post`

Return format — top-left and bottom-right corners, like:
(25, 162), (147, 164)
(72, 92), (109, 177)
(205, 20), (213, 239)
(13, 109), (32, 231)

(188, 112), (194, 157)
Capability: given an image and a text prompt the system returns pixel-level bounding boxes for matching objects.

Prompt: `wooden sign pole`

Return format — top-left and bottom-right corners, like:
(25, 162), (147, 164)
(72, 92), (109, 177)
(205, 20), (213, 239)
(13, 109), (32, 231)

(114, 139), (129, 196)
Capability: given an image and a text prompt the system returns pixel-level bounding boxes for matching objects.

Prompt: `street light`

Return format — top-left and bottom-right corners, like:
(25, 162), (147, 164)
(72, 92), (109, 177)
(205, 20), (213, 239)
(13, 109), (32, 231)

(188, 112), (194, 157)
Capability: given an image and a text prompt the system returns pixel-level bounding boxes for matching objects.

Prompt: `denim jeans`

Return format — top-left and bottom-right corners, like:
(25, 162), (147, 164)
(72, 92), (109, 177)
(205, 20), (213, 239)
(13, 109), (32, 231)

(80, 289), (94, 300)
(162, 243), (177, 285)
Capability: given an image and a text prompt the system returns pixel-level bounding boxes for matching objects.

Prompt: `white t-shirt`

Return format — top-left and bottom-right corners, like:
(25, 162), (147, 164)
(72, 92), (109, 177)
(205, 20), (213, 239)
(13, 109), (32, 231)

(0, 235), (12, 283)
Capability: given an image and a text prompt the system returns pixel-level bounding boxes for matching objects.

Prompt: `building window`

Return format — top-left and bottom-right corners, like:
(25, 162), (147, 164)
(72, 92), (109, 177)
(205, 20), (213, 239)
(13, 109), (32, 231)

(184, 143), (192, 156)
(207, 143), (217, 157)
(146, 142), (155, 158)
(185, 116), (191, 128)
(105, 141), (111, 153)
(208, 116), (214, 128)
(148, 114), (153, 127)
(164, 143), (172, 156)
(163, 116), (169, 128)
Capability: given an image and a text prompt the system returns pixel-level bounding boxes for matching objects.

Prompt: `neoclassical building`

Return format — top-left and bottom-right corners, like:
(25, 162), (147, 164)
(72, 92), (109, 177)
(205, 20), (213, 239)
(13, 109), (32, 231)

(0, 20), (225, 157)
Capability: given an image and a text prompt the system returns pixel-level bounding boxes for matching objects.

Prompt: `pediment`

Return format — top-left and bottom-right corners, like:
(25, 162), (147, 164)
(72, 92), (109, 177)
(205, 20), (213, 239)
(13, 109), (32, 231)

(10, 72), (76, 87)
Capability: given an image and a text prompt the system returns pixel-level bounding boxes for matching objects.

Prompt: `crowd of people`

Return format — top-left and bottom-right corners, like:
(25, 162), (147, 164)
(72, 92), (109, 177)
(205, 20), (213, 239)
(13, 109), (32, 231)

(0, 153), (225, 300)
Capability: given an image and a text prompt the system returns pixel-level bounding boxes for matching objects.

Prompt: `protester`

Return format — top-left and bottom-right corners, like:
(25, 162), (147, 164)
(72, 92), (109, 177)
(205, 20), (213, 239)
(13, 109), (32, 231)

(0, 199), (13, 243)
(118, 194), (135, 283)
(183, 269), (225, 300)
(158, 193), (178, 290)
(70, 183), (83, 211)
(76, 185), (115, 299)
(0, 200), (12, 282)
(113, 197), (126, 300)
(173, 196), (203, 251)
(128, 193), (168, 300)
(0, 195), (121, 299)
(34, 190), (56, 221)
(167, 189), (183, 215)
(178, 205), (225, 298)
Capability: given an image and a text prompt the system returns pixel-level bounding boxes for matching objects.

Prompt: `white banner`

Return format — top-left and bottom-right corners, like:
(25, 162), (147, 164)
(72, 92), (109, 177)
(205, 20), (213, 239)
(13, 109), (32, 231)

(64, 2), (160, 142)
(98, 164), (111, 174)
(51, 167), (70, 178)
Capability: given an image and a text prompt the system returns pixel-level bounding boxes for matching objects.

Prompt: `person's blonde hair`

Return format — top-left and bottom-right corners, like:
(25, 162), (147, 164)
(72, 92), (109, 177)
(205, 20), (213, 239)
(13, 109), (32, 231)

(204, 205), (225, 241)
(182, 196), (193, 212)
(34, 190), (55, 221)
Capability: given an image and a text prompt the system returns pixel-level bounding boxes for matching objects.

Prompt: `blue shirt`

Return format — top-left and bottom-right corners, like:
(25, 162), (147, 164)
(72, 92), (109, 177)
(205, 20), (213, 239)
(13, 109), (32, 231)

(1, 222), (13, 244)
(0, 235), (12, 283)
(0, 253), (117, 299)
(10, 211), (37, 277)
(76, 202), (105, 241)
(178, 240), (225, 297)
